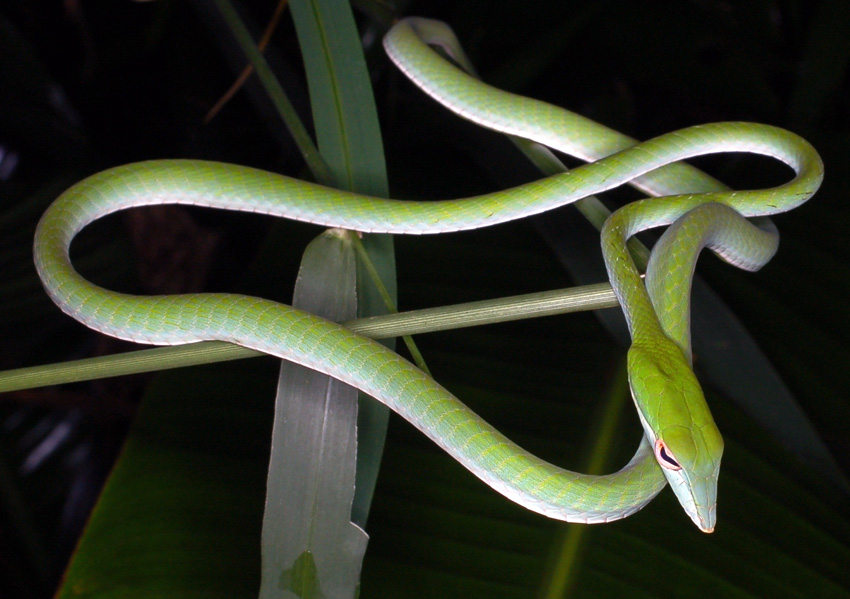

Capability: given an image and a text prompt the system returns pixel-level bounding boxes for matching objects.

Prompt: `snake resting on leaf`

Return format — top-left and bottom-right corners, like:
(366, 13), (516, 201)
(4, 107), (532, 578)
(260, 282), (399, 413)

(33, 18), (823, 533)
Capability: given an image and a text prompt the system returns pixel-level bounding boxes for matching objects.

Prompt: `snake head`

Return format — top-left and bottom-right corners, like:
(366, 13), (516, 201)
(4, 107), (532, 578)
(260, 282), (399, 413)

(627, 342), (724, 533)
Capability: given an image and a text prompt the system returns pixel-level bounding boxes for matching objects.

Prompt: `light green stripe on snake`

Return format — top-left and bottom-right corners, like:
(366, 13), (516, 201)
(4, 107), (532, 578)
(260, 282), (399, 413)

(33, 18), (822, 531)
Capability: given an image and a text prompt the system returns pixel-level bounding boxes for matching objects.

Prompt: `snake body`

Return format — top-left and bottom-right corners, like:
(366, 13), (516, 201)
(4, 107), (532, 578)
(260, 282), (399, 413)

(33, 18), (823, 531)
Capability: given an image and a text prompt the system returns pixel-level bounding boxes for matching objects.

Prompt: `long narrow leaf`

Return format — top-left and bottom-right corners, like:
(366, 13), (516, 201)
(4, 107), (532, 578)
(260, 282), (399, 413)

(262, 230), (367, 599)
(288, 0), (392, 530)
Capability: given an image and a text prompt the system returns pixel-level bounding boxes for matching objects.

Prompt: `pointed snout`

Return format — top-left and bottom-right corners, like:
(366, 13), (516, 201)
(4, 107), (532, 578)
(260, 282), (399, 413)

(690, 504), (716, 533)
(665, 469), (718, 533)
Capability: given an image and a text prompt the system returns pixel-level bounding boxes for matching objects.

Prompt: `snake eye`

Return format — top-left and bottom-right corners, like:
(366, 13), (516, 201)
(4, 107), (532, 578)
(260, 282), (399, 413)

(655, 440), (682, 471)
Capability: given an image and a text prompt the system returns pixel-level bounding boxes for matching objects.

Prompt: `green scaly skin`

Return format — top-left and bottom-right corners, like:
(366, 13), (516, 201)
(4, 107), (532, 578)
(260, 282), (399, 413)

(32, 18), (823, 531)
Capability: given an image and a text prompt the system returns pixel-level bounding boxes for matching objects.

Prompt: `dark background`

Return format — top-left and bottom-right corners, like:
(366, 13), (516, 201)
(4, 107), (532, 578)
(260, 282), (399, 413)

(0, 1), (848, 597)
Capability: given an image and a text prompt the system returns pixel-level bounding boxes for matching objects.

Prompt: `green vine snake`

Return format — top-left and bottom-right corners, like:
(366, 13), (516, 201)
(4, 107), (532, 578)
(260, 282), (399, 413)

(33, 17), (823, 532)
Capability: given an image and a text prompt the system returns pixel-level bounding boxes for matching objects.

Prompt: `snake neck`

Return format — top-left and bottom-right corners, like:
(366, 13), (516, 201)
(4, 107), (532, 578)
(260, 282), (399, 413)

(601, 220), (667, 347)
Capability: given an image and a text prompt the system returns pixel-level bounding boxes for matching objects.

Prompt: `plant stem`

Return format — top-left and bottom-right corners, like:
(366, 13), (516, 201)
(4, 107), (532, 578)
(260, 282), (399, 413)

(0, 283), (619, 393)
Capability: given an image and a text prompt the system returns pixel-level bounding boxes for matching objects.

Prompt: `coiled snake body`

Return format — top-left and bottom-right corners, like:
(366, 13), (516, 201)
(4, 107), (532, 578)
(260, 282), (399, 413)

(34, 18), (823, 532)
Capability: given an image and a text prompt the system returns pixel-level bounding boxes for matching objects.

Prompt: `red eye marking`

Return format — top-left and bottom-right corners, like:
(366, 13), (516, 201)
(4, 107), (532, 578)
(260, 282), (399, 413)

(655, 439), (682, 471)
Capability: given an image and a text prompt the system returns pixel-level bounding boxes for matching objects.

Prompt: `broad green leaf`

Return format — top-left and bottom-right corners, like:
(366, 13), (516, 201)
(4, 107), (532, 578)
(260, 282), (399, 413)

(54, 364), (271, 598)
